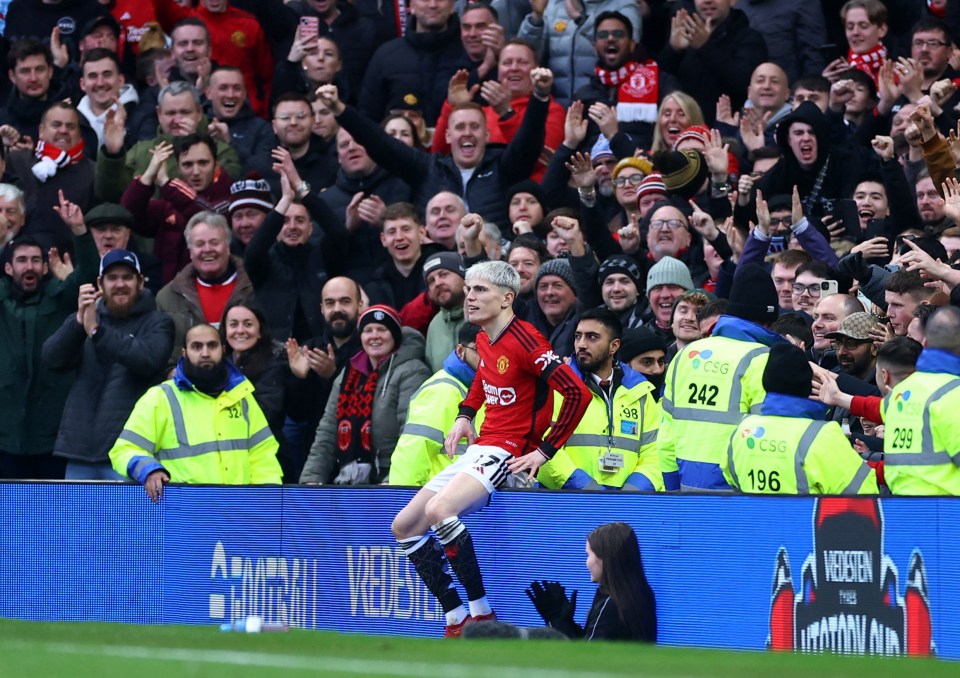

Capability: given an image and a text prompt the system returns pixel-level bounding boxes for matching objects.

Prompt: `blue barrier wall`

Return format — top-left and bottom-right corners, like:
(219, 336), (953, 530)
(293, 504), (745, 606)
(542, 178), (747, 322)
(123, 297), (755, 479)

(0, 483), (954, 657)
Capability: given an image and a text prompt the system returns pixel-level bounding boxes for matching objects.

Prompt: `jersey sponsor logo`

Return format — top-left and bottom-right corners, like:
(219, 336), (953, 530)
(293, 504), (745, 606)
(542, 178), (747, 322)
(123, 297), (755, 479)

(482, 381), (516, 406)
(688, 349), (729, 374)
(534, 350), (560, 372)
(496, 355), (509, 374)
(768, 498), (933, 657)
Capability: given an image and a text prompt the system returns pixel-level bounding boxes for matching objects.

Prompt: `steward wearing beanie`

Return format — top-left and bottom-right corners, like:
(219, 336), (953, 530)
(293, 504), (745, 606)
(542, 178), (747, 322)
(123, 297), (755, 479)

(722, 343), (878, 495)
(658, 263), (788, 492)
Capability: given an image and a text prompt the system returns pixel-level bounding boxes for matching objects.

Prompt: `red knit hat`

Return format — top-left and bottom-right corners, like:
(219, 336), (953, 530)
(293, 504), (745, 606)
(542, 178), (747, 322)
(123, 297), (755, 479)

(672, 125), (710, 150)
(637, 172), (667, 200)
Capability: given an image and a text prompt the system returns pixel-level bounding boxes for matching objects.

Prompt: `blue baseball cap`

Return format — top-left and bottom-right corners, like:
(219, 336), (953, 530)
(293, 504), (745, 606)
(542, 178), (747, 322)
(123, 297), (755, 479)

(99, 249), (141, 276)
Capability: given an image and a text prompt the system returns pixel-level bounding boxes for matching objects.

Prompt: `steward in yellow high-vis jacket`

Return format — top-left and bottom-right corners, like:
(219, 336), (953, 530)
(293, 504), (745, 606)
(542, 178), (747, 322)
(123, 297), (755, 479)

(389, 327), (486, 486)
(881, 306), (960, 495)
(540, 308), (662, 491)
(660, 264), (787, 492)
(110, 325), (281, 501)
(724, 343), (877, 495)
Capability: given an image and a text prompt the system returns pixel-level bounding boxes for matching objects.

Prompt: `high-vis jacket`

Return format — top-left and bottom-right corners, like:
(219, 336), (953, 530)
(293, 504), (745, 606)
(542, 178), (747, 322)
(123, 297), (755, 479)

(724, 393), (878, 495)
(540, 361), (662, 491)
(389, 352), (485, 486)
(109, 360), (282, 485)
(881, 348), (960, 496)
(659, 316), (786, 492)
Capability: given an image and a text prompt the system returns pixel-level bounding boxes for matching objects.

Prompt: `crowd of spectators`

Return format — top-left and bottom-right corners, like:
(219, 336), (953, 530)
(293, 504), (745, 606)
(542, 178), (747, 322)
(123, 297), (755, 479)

(2, 0), (960, 496)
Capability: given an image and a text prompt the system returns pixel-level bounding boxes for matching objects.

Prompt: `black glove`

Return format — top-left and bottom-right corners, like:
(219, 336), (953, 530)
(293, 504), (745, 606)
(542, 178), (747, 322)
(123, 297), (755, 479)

(836, 251), (872, 284)
(525, 580), (577, 627)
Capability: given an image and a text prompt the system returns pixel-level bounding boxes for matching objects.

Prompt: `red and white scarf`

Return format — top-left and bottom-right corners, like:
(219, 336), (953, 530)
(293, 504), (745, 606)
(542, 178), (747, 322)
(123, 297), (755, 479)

(595, 60), (659, 124)
(32, 139), (85, 182)
(847, 43), (887, 84)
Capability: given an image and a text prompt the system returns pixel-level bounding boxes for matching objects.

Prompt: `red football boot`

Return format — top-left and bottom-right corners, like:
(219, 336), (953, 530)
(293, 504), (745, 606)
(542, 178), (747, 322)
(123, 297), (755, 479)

(444, 615), (473, 638)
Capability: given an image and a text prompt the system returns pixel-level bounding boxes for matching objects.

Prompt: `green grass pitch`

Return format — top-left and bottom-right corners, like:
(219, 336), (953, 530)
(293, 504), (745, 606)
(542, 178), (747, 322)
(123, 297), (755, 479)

(0, 619), (953, 677)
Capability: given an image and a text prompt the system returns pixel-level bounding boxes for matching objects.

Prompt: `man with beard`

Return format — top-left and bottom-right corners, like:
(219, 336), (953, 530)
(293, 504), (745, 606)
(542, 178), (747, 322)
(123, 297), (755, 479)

(43, 250), (174, 480)
(574, 12), (679, 152)
(829, 314), (880, 383)
(824, 311), (882, 434)
(423, 252), (466, 371)
(284, 276), (364, 480)
(618, 326), (668, 398)
(539, 308), (662, 491)
(109, 323), (282, 501)
(915, 171), (950, 236)
(0, 199), (98, 479)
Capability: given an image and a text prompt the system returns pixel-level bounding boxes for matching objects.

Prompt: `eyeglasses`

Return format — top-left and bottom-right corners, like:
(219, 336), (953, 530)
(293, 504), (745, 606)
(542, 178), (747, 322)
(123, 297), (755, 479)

(831, 338), (871, 351)
(791, 282), (828, 296)
(912, 39), (949, 49)
(612, 174), (644, 187)
(768, 217), (792, 227)
(275, 112), (310, 122)
(649, 219), (685, 231)
(596, 29), (626, 40)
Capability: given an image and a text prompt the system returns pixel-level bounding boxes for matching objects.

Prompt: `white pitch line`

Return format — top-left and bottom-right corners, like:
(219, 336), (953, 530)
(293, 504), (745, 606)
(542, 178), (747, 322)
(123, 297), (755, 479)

(0, 639), (656, 678)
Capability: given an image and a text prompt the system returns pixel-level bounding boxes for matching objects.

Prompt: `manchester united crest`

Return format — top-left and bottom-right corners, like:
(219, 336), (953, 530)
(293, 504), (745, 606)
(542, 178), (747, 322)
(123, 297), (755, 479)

(497, 356), (509, 374)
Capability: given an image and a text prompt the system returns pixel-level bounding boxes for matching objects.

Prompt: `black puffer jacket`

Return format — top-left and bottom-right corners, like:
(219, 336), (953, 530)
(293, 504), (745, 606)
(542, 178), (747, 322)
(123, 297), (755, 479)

(358, 14), (474, 125)
(244, 209), (329, 343)
(336, 96), (548, 231)
(42, 289), (174, 463)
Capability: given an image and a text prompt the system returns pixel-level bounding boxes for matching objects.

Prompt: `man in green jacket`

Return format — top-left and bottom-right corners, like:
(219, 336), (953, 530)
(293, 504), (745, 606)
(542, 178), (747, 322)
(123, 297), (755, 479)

(423, 251), (466, 372)
(94, 80), (241, 203)
(0, 200), (98, 478)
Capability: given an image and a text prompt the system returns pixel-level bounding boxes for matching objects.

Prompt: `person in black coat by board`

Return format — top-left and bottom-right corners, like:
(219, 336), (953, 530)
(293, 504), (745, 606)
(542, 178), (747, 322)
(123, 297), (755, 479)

(527, 522), (657, 642)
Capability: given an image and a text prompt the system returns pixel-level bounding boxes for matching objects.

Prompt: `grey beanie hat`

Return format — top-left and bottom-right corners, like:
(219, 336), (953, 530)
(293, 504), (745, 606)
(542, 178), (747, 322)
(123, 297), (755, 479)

(535, 258), (576, 291)
(646, 256), (694, 295)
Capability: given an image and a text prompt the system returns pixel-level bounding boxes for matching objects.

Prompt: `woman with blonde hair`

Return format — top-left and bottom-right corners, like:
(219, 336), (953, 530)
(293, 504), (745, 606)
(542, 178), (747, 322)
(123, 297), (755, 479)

(650, 91), (704, 153)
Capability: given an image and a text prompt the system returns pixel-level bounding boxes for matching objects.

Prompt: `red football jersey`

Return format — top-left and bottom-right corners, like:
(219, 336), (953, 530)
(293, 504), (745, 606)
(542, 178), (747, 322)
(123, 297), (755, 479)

(460, 317), (590, 458)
